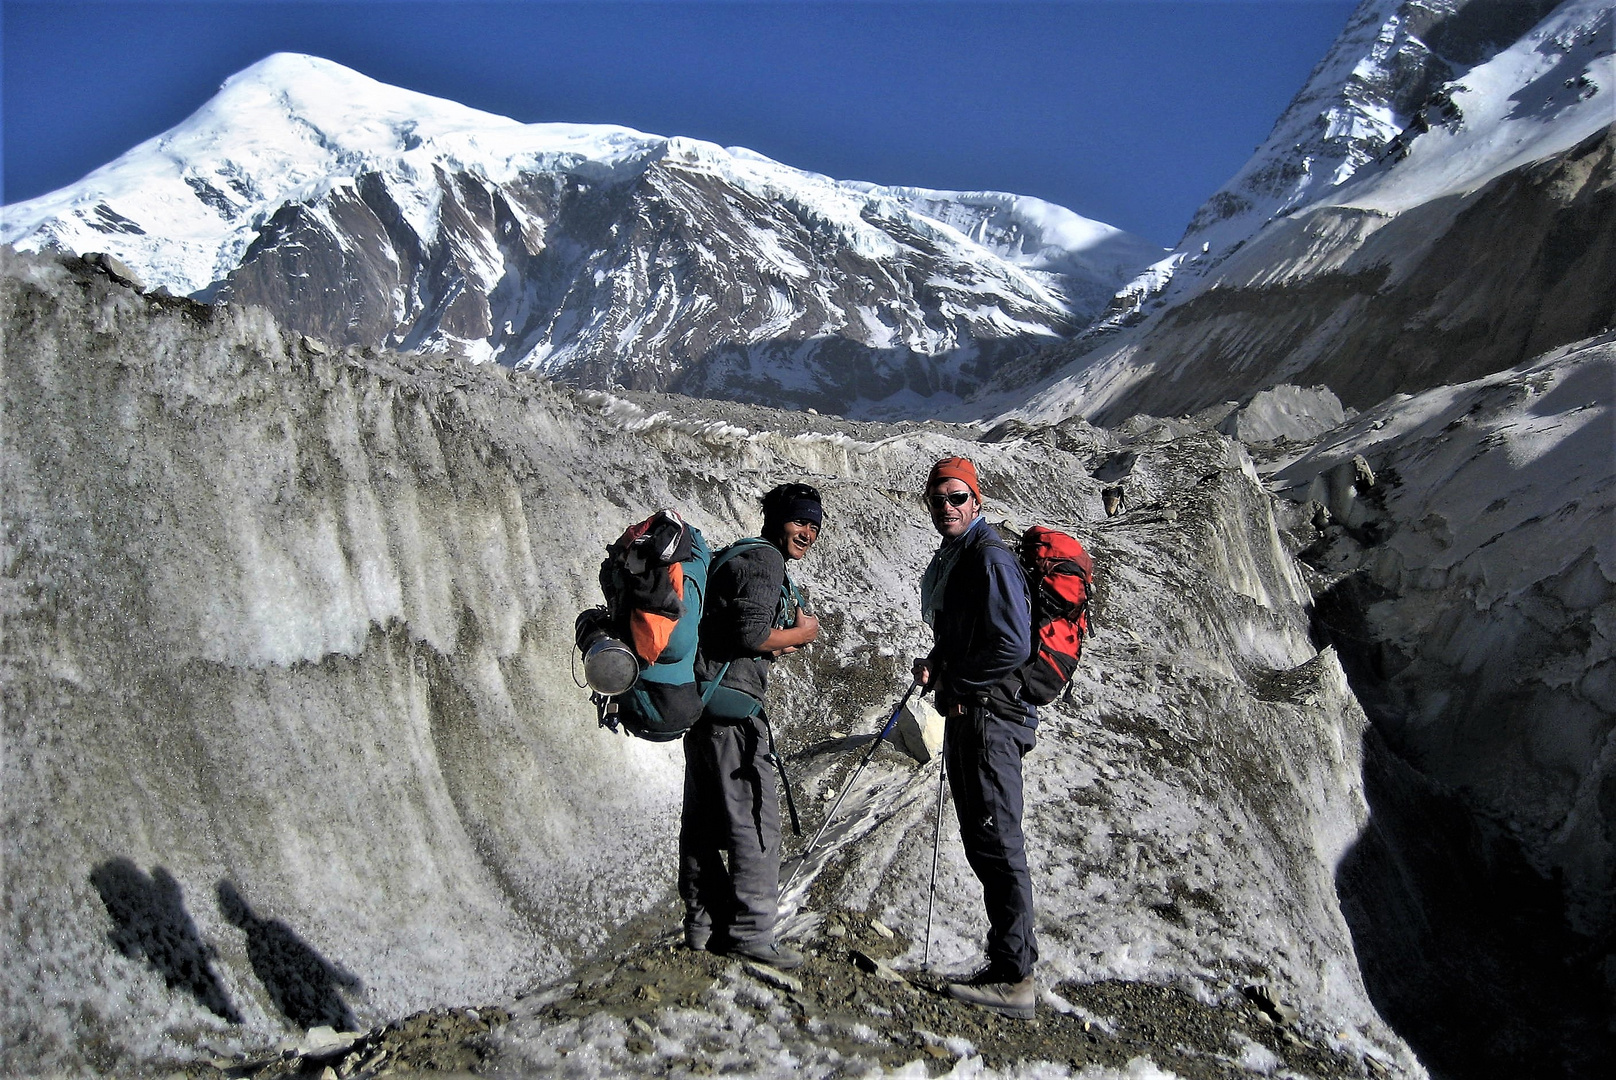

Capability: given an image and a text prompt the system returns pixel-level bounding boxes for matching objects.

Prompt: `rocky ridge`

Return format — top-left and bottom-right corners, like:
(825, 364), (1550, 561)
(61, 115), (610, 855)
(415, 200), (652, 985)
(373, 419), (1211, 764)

(1180, 0), (1569, 266)
(995, 0), (1613, 425)
(199, 920), (1371, 1080)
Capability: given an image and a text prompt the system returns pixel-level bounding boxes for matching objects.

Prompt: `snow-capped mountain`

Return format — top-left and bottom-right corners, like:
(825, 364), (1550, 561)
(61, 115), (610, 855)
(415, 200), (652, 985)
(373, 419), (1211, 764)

(1181, 0), (1571, 265)
(0, 53), (1161, 417)
(999, 0), (1613, 425)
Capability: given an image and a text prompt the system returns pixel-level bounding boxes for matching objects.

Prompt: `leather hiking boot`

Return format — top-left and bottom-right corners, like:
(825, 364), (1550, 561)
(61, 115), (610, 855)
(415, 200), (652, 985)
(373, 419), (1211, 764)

(947, 974), (1035, 1019)
(727, 940), (804, 971)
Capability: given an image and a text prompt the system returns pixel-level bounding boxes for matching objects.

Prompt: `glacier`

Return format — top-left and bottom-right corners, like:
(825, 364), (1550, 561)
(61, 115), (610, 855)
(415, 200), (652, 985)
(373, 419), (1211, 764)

(4, 248), (1423, 1078)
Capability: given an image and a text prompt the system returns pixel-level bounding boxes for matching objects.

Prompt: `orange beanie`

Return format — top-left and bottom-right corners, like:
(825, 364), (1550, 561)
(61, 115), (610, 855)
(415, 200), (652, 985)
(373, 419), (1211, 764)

(926, 456), (981, 501)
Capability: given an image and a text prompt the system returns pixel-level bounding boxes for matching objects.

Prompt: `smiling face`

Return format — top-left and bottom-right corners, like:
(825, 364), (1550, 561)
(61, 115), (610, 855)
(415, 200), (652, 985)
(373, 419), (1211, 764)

(927, 478), (980, 539)
(778, 518), (819, 561)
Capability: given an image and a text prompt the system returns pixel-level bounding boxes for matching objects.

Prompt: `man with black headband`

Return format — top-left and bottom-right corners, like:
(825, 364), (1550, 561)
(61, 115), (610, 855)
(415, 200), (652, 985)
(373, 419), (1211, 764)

(681, 483), (823, 970)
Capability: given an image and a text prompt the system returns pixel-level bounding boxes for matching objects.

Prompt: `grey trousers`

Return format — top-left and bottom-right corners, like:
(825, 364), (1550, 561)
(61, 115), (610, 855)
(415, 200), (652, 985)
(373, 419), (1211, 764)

(679, 712), (780, 948)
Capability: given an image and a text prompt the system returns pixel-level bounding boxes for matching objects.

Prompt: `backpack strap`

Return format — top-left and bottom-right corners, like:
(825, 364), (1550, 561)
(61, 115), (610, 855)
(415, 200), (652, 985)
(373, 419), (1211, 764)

(761, 712), (802, 836)
(699, 662), (734, 708)
(699, 673), (766, 722)
(710, 536), (774, 571)
(711, 537), (799, 629)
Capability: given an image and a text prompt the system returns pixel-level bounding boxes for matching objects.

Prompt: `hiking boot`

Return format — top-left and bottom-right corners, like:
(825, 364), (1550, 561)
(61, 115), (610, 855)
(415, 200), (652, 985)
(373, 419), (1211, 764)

(684, 926), (712, 952)
(726, 940), (804, 971)
(951, 965), (1014, 987)
(946, 974), (1035, 1019)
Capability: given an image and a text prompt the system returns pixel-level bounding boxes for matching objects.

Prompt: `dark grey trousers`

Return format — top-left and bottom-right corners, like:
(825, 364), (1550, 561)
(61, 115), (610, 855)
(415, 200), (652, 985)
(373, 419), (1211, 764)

(679, 712), (780, 948)
(945, 707), (1038, 981)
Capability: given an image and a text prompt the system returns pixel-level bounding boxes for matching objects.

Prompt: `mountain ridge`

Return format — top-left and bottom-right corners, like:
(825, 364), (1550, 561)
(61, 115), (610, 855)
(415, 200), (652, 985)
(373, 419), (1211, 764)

(995, 0), (1612, 426)
(0, 52), (1162, 418)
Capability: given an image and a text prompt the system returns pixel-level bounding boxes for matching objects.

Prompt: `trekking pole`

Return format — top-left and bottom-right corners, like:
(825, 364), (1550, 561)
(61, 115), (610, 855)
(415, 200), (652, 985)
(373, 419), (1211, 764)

(781, 682), (920, 893)
(921, 727), (948, 968)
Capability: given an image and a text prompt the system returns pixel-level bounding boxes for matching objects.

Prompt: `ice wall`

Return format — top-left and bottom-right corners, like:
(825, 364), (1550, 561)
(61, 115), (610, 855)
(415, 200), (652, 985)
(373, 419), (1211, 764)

(823, 428), (1381, 1026)
(2, 251), (1413, 1075)
(2, 254), (680, 1071)
(1276, 336), (1616, 936)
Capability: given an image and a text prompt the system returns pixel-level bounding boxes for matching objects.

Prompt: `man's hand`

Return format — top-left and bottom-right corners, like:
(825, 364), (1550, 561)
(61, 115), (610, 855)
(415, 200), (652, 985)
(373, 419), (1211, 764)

(911, 657), (932, 688)
(795, 612), (820, 643)
(761, 612), (819, 657)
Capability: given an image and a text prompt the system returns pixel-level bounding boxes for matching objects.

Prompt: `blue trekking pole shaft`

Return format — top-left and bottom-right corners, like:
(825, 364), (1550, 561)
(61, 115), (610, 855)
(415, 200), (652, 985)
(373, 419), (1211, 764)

(782, 682), (920, 892)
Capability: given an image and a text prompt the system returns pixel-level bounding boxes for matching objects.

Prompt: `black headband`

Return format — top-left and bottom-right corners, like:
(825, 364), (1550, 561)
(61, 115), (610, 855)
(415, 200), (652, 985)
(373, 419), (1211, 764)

(778, 496), (822, 527)
(762, 484), (823, 531)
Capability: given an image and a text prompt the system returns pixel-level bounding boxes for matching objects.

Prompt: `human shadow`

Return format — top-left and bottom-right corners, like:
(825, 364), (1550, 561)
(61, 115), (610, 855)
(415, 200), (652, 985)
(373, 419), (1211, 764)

(216, 880), (362, 1031)
(88, 859), (241, 1023)
(792, 732), (879, 760)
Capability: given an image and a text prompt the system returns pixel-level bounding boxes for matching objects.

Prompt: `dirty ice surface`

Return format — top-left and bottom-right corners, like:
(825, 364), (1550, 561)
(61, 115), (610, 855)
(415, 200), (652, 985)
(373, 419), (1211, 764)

(4, 250), (1416, 1077)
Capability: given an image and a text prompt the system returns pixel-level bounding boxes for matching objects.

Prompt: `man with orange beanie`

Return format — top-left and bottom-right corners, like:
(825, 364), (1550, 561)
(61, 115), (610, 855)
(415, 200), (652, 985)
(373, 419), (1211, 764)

(912, 455), (1038, 1018)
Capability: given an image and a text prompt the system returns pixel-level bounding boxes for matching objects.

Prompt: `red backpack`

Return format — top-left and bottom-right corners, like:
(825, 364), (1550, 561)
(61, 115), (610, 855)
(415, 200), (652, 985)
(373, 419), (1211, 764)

(1016, 525), (1094, 705)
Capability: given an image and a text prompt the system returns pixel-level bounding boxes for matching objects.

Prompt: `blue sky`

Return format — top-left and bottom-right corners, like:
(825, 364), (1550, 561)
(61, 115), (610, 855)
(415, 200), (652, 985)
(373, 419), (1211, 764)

(2, 0), (1358, 247)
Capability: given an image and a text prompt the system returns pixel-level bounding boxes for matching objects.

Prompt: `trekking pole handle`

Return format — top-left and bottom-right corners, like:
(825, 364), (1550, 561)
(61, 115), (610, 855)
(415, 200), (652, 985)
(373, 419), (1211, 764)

(849, 681), (920, 775)
(875, 681), (919, 742)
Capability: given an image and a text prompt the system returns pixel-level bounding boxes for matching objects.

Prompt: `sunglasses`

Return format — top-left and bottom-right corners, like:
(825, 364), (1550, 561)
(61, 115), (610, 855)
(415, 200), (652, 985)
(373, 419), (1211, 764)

(927, 491), (973, 511)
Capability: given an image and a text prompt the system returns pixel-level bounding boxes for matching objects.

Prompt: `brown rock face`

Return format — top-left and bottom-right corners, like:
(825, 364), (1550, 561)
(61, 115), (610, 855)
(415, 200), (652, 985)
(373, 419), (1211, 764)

(1071, 127), (1615, 425)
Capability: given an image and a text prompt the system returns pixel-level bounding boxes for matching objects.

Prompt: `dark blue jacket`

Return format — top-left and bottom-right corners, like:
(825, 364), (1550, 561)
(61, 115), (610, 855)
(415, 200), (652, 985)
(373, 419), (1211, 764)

(926, 517), (1036, 725)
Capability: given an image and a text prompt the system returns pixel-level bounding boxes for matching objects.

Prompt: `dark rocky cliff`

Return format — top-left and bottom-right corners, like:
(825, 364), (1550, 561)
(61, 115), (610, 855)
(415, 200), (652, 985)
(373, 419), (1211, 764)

(1099, 128), (1615, 421)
